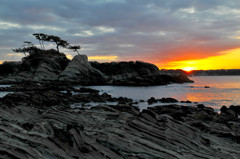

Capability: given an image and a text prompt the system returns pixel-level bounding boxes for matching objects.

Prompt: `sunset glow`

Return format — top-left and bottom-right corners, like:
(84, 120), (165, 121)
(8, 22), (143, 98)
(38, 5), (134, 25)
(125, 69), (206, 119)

(88, 55), (118, 61)
(66, 55), (118, 62)
(1, 1), (240, 71)
(181, 67), (195, 72)
(160, 48), (240, 70)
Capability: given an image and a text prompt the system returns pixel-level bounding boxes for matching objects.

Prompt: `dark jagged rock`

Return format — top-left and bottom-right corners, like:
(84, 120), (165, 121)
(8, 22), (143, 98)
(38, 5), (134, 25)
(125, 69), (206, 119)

(180, 100), (192, 103)
(1, 89), (240, 158)
(218, 105), (238, 122)
(0, 52), (193, 86)
(0, 61), (21, 77)
(91, 61), (193, 86)
(76, 87), (100, 93)
(147, 97), (178, 104)
(147, 97), (158, 104)
(159, 97), (179, 103)
(0, 49), (69, 84)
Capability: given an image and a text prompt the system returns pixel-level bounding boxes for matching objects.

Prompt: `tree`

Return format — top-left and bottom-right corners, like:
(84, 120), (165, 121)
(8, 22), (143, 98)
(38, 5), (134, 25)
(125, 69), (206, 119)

(14, 33), (81, 57)
(68, 45), (81, 55)
(23, 41), (33, 47)
(13, 41), (35, 56)
(33, 33), (44, 50)
(12, 46), (39, 56)
(45, 35), (69, 52)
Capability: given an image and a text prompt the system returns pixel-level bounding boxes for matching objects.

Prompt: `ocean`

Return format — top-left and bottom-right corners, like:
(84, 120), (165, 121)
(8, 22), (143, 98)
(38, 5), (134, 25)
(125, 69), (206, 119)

(82, 76), (240, 111)
(0, 84), (11, 98)
(1, 76), (240, 112)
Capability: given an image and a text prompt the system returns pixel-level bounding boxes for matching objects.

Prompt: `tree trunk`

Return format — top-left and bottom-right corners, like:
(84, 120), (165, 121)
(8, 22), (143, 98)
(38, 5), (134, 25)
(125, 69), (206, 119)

(41, 41), (45, 50)
(56, 45), (59, 52)
(38, 40), (42, 49)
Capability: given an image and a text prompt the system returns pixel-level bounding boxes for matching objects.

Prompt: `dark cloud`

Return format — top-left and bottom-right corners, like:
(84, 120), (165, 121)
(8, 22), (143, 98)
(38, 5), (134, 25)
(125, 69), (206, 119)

(0, 0), (240, 63)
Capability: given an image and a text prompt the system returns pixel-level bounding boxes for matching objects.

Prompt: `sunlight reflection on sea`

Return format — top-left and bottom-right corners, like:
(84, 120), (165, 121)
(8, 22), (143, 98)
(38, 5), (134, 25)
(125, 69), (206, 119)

(82, 76), (240, 111)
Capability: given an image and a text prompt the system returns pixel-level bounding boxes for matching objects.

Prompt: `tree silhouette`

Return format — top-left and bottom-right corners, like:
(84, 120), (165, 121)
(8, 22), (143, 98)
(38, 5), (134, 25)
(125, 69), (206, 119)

(33, 33), (46, 50)
(13, 41), (35, 56)
(68, 45), (81, 55)
(23, 41), (33, 47)
(12, 46), (39, 56)
(46, 35), (69, 52)
(14, 33), (81, 57)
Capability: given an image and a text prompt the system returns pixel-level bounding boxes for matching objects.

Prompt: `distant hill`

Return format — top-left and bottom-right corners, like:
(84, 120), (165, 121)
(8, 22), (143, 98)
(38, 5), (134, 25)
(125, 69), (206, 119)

(189, 69), (240, 76)
(160, 69), (240, 76)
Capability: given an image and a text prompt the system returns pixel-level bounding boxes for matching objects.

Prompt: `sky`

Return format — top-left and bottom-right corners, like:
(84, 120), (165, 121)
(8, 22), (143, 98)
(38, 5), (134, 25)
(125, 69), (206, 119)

(1, 0), (240, 70)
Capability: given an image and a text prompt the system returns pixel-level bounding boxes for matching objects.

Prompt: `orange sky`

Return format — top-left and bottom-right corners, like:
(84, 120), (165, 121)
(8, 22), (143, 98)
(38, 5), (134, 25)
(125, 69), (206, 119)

(64, 47), (240, 71)
(2, 46), (240, 71)
(2, 0), (240, 72)
(156, 47), (240, 71)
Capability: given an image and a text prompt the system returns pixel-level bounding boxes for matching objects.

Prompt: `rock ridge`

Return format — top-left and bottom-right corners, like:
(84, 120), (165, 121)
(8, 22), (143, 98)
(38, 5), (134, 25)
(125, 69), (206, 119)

(0, 87), (240, 158)
(0, 52), (193, 85)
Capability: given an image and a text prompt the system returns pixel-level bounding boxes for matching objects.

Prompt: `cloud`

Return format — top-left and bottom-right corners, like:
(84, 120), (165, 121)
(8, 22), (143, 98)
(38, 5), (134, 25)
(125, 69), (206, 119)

(0, 0), (240, 67)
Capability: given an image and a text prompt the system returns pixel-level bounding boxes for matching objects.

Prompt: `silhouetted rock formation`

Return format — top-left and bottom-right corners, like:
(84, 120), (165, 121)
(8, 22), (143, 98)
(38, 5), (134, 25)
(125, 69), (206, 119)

(0, 61), (21, 77)
(91, 61), (193, 86)
(147, 97), (179, 104)
(0, 50), (193, 85)
(0, 49), (69, 83)
(190, 69), (240, 76)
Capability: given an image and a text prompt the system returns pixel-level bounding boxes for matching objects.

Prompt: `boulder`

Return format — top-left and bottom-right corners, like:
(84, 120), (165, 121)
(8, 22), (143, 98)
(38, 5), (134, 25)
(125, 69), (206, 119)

(218, 106), (238, 122)
(159, 97), (178, 103)
(33, 57), (64, 82)
(59, 55), (105, 85)
(147, 97), (158, 104)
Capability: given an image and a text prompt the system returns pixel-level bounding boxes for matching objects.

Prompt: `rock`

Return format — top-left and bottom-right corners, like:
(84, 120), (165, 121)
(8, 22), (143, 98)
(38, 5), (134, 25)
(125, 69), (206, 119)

(117, 96), (133, 104)
(0, 53), (193, 86)
(180, 100), (192, 103)
(59, 55), (105, 85)
(218, 106), (238, 122)
(1, 91), (240, 158)
(147, 97), (179, 104)
(147, 97), (158, 104)
(159, 97), (178, 103)
(229, 105), (240, 114)
(110, 104), (140, 115)
(77, 87), (100, 93)
(197, 104), (205, 108)
(33, 58), (62, 82)
(0, 50), (69, 84)
(90, 61), (193, 86)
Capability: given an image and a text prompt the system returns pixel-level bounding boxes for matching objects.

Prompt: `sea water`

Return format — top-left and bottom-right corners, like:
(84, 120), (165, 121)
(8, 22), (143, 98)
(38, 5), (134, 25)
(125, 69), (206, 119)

(0, 85), (11, 98)
(83, 76), (240, 111)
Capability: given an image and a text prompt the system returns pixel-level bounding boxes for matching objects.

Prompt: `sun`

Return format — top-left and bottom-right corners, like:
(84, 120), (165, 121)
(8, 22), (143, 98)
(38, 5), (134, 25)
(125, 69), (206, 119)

(181, 67), (195, 72)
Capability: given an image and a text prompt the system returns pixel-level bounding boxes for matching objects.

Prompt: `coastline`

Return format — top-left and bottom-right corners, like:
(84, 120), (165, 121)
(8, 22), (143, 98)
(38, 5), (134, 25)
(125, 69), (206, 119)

(1, 85), (240, 158)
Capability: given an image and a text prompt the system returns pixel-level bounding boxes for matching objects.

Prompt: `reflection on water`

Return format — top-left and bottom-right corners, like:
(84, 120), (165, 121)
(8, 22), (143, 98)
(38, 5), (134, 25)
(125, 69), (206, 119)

(84, 76), (240, 111)
(186, 76), (240, 108)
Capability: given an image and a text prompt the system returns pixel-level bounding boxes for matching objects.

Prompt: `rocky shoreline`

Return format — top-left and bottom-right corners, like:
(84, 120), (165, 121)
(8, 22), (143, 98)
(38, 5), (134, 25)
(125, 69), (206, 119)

(1, 85), (240, 159)
(0, 54), (193, 86)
